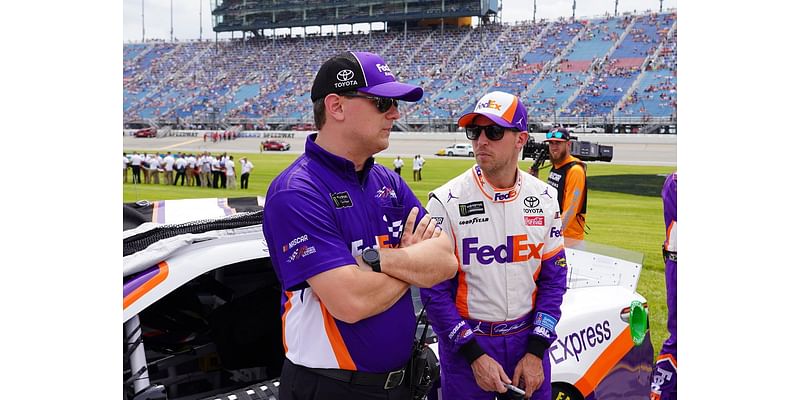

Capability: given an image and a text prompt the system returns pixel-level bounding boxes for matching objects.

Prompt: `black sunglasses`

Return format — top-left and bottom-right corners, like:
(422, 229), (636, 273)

(341, 93), (398, 113)
(465, 125), (517, 141)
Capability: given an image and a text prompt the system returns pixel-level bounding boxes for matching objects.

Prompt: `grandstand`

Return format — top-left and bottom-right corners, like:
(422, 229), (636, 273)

(123, 1), (676, 133)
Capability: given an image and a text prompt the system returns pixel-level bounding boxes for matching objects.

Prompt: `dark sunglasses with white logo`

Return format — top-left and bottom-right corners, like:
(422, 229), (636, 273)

(340, 92), (398, 113)
(465, 125), (518, 141)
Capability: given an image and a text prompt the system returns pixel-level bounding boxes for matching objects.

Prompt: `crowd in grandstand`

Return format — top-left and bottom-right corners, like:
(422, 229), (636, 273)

(123, 151), (254, 190)
(124, 11), (676, 127)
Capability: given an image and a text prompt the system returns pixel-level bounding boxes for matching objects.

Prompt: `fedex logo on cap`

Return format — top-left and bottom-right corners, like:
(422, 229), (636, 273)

(477, 99), (503, 111)
(462, 235), (544, 265)
(375, 63), (394, 77)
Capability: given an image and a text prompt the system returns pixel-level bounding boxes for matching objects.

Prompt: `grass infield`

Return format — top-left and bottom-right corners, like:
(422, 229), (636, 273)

(123, 151), (675, 360)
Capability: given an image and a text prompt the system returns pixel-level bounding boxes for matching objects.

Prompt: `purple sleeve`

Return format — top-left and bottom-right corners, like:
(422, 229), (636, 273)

(419, 196), (481, 360)
(662, 172), (677, 250)
(527, 213), (568, 357)
(262, 189), (356, 292)
(529, 249), (568, 348)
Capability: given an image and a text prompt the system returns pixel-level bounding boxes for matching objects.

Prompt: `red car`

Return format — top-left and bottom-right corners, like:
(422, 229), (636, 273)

(134, 127), (157, 138)
(261, 139), (291, 151)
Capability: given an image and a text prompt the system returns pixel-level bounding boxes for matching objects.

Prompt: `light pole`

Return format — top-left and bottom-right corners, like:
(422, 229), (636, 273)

(533, 0), (536, 23)
(170, 0), (174, 42)
(141, 0), (145, 42)
(572, 0), (576, 20)
(199, 0), (203, 41)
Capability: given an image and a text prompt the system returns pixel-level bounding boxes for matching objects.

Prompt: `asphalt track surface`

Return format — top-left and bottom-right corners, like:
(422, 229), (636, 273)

(123, 132), (676, 167)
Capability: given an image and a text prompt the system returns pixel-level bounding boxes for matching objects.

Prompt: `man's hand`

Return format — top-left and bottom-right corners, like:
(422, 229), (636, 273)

(400, 207), (441, 248)
(470, 354), (511, 394)
(512, 353), (544, 399)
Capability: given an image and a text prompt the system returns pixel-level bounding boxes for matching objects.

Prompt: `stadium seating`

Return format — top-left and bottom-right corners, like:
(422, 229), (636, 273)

(123, 11), (676, 127)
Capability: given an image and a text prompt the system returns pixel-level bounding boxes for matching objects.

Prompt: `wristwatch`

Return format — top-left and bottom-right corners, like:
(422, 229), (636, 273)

(362, 248), (381, 273)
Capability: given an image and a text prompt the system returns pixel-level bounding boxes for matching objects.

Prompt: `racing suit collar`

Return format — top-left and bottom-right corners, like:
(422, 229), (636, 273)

(470, 164), (523, 202)
(305, 133), (376, 184)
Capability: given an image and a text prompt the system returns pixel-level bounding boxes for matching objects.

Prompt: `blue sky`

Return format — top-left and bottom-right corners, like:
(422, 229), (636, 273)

(123, 0), (677, 42)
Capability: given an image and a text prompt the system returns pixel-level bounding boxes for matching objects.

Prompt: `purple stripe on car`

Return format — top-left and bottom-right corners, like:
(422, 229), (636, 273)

(123, 264), (160, 298)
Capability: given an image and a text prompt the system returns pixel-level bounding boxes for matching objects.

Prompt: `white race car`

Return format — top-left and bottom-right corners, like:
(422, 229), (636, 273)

(123, 197), (652, 400)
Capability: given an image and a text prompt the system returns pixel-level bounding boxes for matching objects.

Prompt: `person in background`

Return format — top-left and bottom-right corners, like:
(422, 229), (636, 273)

(651, 172), (677, 400)
(543, 127), (588, 242)
(225, 155), (236, 189)
(130, 152), (142, 184)
(240, 157), (253, 189)
(393, 155), (404, 176)
(173, 153), (187, 186)
(123, 153), (129, 183)
(163, 152), (175, 185)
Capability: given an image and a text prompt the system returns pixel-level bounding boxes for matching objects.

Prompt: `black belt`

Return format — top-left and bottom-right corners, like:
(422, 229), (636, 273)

(291, 359), (406, 390)
(663, 248), (677, 262)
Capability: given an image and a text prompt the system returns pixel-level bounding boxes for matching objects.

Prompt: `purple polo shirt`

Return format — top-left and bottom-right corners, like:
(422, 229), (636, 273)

(262, 133), (424, 372)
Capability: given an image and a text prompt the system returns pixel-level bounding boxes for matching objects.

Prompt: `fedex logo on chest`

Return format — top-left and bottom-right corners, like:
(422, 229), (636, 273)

(462, 235), (544, 265)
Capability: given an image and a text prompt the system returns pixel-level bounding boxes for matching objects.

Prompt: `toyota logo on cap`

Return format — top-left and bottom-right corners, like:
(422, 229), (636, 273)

(337, 69), (354, 82)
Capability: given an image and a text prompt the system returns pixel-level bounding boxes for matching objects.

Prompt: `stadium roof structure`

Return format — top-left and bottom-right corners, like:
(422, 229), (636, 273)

(211, 0), (497, 33)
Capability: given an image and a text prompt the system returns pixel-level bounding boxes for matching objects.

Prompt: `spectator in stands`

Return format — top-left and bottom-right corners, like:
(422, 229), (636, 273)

(240, 157), (253, 189)
(393, 156), (404, 176)
(123, 153), (129, 183)
(544, 127), (588, 242)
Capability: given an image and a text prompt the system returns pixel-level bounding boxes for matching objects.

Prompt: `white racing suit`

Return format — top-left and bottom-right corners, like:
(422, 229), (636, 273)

(421, 165), (568, 399)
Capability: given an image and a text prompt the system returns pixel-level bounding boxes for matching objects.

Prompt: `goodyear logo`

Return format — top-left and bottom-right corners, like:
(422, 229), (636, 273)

(462, 235), (544, 265)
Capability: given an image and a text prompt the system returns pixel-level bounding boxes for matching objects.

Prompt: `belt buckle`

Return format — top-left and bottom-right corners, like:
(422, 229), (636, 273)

(384, 369), (405, 390)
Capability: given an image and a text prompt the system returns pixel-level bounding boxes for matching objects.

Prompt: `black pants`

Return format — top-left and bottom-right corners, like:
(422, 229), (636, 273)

(213, 171), (220, 188)
(394, 167), (401, 175)
(174, 169), (185, 186)
(279, 360), (411, 400)
(132, 165), (141, 184)
(241, 172), (250, 189)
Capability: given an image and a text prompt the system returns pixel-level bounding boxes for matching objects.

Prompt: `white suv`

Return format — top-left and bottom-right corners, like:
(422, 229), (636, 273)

(569, 124), (603, 134)
(438, 143), (474, 157)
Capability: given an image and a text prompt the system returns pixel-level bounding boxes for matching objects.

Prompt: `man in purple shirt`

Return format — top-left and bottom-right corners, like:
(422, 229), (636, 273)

(262, 51), (457, 400)
(651, 172), (677, 400)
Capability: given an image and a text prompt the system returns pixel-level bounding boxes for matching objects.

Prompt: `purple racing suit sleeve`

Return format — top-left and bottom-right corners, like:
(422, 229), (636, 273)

(527, 213), (568, 358)
(420, 194), (485, 363)
(262, 188), (357, 292)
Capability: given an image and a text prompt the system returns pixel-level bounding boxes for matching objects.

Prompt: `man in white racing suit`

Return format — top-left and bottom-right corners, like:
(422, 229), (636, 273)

(422, 91), (568, 399)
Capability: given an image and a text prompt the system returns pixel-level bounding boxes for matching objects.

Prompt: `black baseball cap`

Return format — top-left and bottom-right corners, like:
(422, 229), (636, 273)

(544, 127), (572, 142)
(310, 51), (423, 102)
